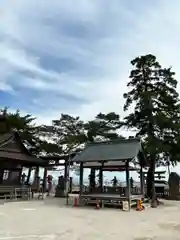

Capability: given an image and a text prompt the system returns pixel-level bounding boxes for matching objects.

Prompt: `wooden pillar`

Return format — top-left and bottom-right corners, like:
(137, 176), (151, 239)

(65, 158), (72, 204)
(99, 162), (104, 193)
(79, 162), (84, 196)
(64, 161), (68, 179)
(125, 161), (131, 211)
(34, 166), (39, 183)
(43, 167), (47, 192)
(64, 160), (71, 197)
(64, 161), (68, 190)
(17, 168), (23, 184)
(36, 177), (40, 192)
(26, 167), (32, 184)
(140, 166), (145, 195)
(7, 171), (12, 181)
(0, 169), (4, 184)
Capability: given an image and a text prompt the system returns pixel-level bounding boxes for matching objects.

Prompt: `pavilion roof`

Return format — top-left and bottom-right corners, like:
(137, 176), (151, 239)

(0, 131), (45, 166)
(40, 152), (77, 161)
(83, 161), (139, 171)
(71, 138), (147, 166)
(138, 170), (166, 175)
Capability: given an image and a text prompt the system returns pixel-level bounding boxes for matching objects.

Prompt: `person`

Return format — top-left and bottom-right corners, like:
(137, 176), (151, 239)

(47, 175), (53, 196)
(21, 173), (26, 185)
(130, 177), (134, 189)
(112, 176), (118, 187)
(89, 172), (96, 192)
(69, 177), (72, 193)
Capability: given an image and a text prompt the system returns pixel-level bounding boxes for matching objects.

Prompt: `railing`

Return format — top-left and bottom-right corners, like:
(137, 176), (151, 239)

(72, 185), (142, 195)
(0, 185), (32, 200)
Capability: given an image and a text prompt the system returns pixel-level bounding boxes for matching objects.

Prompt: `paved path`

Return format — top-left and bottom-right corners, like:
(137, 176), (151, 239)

(0, 198), (179, 239)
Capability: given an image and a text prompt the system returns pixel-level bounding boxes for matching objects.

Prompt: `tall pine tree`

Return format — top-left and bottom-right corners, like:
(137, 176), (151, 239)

(123, 54), (180, 207)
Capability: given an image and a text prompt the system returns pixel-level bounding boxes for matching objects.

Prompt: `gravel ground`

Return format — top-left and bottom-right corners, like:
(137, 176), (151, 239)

(0, 198), (179, 239)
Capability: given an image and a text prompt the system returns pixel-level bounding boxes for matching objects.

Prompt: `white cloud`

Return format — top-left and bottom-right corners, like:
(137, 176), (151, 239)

(1, 0), (180, 178)
(0, 0), (179, 121)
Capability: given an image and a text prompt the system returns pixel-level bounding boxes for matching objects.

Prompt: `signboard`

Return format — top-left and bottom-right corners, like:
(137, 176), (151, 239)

(122, 201), (129, 211)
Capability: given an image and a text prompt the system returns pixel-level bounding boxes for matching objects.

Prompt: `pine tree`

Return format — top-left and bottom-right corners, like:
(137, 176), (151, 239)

(85, 112), (124, 142)
(84, 112), (124, 186)
(123, 54), (180, 207)
(39, 114), (86, 156)
(40, 112), (124, 156)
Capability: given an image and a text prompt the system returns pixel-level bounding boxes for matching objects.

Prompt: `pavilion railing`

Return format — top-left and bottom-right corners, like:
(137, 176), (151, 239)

(71, 185), (169, 198)
(77, 186), (141, 195)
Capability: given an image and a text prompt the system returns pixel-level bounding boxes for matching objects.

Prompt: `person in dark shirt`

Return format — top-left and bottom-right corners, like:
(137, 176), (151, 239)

(112, 176), (118, 187)
(130, 177), (134, 189)
(89, 172), (96, 192)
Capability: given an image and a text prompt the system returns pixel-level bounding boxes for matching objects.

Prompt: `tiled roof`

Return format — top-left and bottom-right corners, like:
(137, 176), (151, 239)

(0, 131), (44, 165)
(72, 138), (145, 163)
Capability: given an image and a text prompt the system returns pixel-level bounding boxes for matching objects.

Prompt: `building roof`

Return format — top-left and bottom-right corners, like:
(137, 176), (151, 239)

(83, 161), (139, 171)
(41, 152), (77, 162)
(155, 182), (168, 188)
(0, 131), (45, 166)
(140, 171), (166, 175)
(71, 138), (146, 164)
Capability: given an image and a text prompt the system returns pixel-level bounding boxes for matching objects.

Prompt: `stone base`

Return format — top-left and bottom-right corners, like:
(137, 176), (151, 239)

(166, 194), (180, 200)
(55, 188), (66, 198)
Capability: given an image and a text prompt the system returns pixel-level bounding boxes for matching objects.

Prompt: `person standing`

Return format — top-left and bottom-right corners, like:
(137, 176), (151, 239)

(112, 176), (118, 187)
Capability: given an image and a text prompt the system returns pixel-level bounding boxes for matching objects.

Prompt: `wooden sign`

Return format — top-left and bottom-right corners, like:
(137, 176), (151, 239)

(122, 201), (129, 211)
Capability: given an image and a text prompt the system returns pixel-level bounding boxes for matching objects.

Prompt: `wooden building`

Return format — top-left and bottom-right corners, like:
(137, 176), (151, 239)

(138, 170), (168, 197)
(0, 130), (45, 186)
(69, 138), (147, 210)
(168, 172), (180, 200)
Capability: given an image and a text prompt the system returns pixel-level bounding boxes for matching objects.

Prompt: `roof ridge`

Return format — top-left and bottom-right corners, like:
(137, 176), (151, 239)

(13, 131), (34, 156)
(87, 137), (140, 146)
(0, 130), (33, 156)
(0, 132), (14, 148)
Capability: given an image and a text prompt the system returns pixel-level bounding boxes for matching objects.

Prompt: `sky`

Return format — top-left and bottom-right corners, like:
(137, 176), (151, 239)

(1, 0), (180, 180)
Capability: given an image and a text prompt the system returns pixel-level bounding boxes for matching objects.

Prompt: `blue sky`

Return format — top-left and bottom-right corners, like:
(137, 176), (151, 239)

(1, 0), (180, 179)
(1, 0), (180, 124)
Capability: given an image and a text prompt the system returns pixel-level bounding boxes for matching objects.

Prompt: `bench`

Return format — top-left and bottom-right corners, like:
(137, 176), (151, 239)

(0, 186), (14, 200)
(14, 187), (32, 200)
(0, 185), (32, 200)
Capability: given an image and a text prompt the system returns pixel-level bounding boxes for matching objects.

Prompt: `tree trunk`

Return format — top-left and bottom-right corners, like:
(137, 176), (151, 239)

(150, 156), (157, 207)
(146, 168), (152, 198)
(146, 155), (157, 207)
